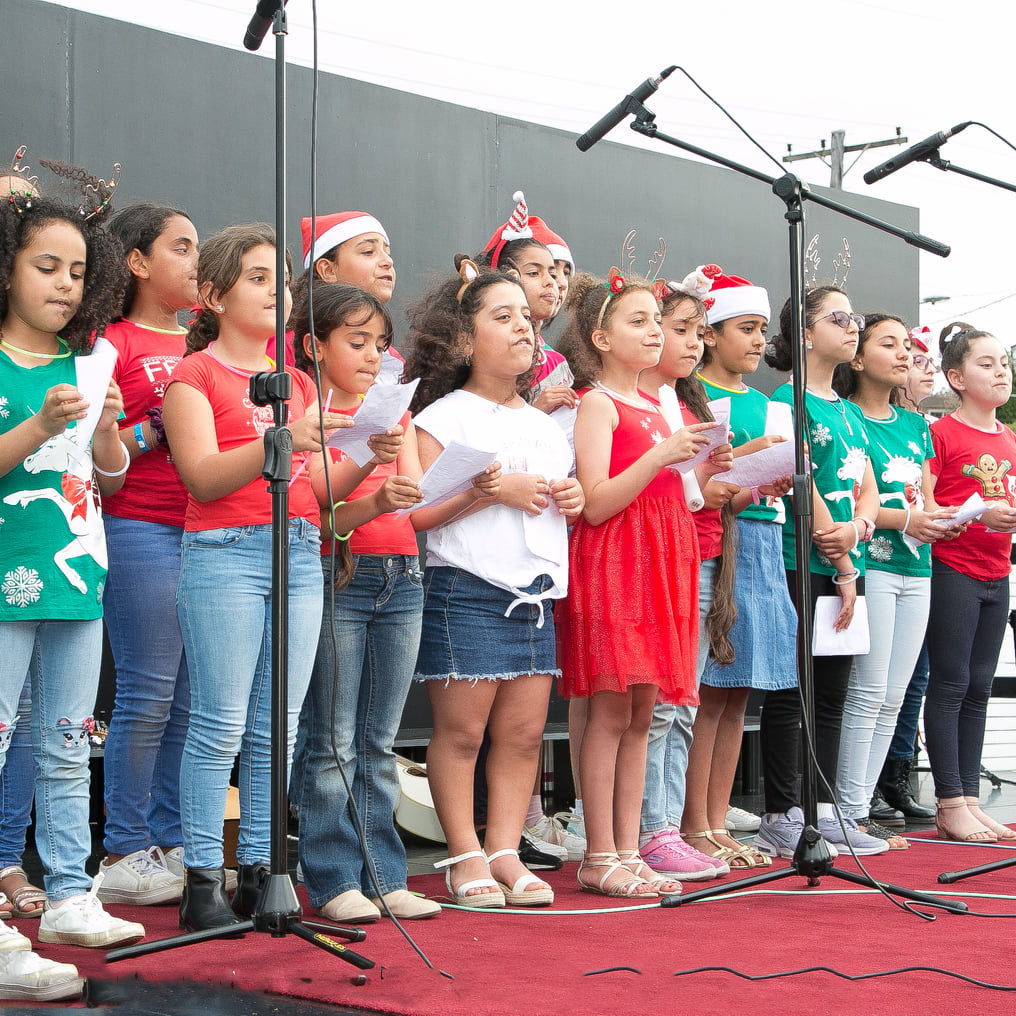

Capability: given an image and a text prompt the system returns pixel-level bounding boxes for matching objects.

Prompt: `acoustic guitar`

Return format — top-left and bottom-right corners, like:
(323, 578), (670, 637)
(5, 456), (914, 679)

(394, 754), (446, 844)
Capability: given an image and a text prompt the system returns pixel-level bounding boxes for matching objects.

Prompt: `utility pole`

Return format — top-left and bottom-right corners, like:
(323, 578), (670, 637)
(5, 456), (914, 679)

(784, 128), (908, 189)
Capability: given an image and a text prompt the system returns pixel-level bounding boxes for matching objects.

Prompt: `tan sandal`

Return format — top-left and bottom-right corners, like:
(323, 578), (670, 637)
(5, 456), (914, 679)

(577, 852), (658, 899)
(964, 797), (1016, 840)
(0, 865), (47, 918)
(616, 850), (681, 896)
(936, 798), (996, 843)
(685, 830), (771, 869)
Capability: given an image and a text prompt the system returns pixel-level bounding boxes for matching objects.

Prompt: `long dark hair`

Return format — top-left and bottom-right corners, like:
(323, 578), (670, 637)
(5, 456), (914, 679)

(765, 286), (846, 372)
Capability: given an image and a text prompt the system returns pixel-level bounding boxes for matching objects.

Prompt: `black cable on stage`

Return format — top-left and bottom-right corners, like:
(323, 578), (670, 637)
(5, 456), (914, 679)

(297, 0), (446, 978)
(671, 964), (1016, 990)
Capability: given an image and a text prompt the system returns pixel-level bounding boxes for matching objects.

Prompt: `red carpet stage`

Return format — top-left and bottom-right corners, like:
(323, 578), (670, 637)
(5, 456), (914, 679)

(15, 834), (1016, 1014)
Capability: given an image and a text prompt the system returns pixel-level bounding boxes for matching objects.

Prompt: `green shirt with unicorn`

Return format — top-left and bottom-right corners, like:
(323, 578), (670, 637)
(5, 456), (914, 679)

(857, 405), (934, 578)
(0, 352), (106, 620)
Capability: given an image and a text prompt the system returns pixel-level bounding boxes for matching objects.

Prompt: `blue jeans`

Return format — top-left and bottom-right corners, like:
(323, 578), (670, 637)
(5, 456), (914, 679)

(835, 570), (930, 819)
(177, 519), (322, 869)
(888, 639), (930, 762)
(641, 557), (716, 832)
(102, 515), (190, 854)
(298, 555), (422, 906)
(0, 619), (103, 900)
(925, 560), (1010, 799)
(0, 675), (34, 868)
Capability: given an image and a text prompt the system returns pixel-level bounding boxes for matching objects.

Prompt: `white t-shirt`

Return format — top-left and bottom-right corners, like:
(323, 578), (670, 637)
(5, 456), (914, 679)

(414, 389), (574, 607)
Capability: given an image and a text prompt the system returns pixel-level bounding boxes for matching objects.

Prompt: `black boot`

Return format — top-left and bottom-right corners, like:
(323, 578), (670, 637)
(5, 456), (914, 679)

(869, 788), (905, 826)
(231, 863), (270, 916)
(879, 757), (935, 821)
(179, 867), (245, 931)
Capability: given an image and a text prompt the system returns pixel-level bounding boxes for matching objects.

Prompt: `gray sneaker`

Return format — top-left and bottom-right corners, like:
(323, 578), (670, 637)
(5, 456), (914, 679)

(96, 847), (182, 905)
(818, 814), (890, 856)
(754, 807), (839, 859)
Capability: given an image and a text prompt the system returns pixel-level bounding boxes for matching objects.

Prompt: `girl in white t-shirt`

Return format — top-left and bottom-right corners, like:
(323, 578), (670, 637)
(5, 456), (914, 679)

(403, 261), (583, 909)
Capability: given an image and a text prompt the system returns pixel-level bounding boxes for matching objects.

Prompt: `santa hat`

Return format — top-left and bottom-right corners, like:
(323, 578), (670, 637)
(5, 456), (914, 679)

(704, 267), (771, 325)
(483, 191), (534, 269)
(528, 216), (574, 273)
(909, 325), (932, 353)
(301, 211), (389, 269)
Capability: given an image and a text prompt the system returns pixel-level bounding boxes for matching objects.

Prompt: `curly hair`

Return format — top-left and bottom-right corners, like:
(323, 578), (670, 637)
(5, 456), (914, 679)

(185, 222), (291, 355)
(0, 197), (127, 353)
(832, 311), (909, 404)
(556, 272), (659, 389)
(403, 265), (535, 413)
(107, 202), (192, 317)
(290, 283), (393, 374)
(765, 286), (846, 372)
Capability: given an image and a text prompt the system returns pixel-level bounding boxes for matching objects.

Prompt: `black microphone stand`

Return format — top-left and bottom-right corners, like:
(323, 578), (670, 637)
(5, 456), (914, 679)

(921, 153), (1016, 194)
(596, 98), (965, 914)
(107, 3), (374, 971)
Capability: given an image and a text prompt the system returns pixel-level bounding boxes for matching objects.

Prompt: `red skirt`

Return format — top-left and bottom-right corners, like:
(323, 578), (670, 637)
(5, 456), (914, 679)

(557, 495), (700, 704)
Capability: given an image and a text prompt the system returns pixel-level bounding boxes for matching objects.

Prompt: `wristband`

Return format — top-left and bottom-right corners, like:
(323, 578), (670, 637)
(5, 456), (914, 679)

(94, 441), (130, 478)
(847, 519), (861, 552)
(133, 421), (149, 454)
(854, 515), (876, 542)
(750, 485), (761, 506)
(327, 500), (354, 542)
(832, 568), (860, 585)
(902, 503), (912, 537)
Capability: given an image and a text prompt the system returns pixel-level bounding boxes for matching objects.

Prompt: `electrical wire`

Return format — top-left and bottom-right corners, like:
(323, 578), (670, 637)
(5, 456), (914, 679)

(297, 0), (443, 977)
(670, 964), (1016, 989)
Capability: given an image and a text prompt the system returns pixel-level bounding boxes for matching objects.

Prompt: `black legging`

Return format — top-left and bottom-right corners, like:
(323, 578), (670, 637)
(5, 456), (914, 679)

(924, 559), (1010, 799)
(760, 570), (858, 813)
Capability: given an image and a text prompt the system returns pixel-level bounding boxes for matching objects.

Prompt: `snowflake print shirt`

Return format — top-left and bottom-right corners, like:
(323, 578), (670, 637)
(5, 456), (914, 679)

(0, 350), (106, 620)
(861, 406), (934, 578)
(772, 383), (870, 577)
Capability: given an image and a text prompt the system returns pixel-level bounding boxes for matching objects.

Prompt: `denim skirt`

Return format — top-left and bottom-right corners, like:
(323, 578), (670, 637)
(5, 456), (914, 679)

(414, 566), (560, 681)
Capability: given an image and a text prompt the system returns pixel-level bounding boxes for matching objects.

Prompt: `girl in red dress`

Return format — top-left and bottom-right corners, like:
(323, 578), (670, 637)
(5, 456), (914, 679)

(556, 272), (715, 897)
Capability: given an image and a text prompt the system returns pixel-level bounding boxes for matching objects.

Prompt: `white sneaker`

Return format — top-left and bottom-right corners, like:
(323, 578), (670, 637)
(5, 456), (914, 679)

(39, 881), (145, 949)
(164, 848), (238, 892)
(96, 847), (183, 905)
(555, 809), (587, 842)
(0, 947), (83, 1002)
(524, 814), (582, 861)
(725, 806), (762, 832)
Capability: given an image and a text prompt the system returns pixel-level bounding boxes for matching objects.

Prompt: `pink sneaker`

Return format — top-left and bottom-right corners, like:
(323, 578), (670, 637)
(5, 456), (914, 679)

(639, 829), (727, 881)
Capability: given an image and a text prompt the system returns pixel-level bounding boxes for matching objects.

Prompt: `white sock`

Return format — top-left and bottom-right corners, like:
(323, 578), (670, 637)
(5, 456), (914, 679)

(573, 799), (584, 819)
(817, 802), (836, 819)
(525, 796), (544, 828)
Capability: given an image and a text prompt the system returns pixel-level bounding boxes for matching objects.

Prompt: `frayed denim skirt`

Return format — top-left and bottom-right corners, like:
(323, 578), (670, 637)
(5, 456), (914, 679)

(414, 566), (560, 682)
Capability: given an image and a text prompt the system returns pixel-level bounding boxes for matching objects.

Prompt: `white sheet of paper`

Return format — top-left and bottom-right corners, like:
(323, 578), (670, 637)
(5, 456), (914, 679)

(711, 400), (801, 488)
(936, 491), (989, 529)
(655, 386), (727, 475)
(396, 440), (496, 516)
(325, 378), (419, 467)
(71, 336), (118, 467)
(812, 595), (870, 656)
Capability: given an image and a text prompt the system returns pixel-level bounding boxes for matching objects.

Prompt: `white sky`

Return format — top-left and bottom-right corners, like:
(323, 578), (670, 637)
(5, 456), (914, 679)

(43, 0), (1016, 355)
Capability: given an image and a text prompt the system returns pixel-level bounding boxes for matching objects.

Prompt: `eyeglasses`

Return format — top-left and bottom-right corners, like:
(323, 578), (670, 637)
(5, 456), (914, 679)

(912, 353), (940, 372)
(817, 310), (865, 331)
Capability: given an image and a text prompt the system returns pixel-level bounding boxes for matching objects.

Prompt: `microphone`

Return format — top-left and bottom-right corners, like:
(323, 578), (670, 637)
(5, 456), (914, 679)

(863, 122), (972, 184)
(243, 0), (288, 51)
(576, 67), (676, 152)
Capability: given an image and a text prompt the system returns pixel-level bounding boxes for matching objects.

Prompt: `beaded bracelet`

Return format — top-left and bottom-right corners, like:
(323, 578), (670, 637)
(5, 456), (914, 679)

(93, 441), (130, 478)
(831, 568), (860, 585)
(133, 421), (149, 454)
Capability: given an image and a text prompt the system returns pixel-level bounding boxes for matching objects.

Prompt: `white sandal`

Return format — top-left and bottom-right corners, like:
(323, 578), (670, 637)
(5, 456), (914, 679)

(486, 848), (554, 907)
(433, 850), (505, 909)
